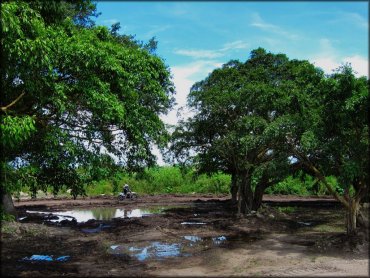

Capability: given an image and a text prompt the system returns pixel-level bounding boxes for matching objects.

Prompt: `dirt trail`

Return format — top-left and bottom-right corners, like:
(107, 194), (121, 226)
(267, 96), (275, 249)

(2, 194), (369, 277)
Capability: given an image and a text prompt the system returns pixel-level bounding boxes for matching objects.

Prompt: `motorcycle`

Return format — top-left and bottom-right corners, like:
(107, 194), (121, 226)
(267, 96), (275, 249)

(118, 191), (138, 201)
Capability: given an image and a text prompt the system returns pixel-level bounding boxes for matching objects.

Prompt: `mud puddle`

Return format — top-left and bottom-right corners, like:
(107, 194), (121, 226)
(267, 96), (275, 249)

(181, 221), (207, 225)
(21, 206), (170, 223)
(21, 255), (70, 262)
(109, 235), (229, 261)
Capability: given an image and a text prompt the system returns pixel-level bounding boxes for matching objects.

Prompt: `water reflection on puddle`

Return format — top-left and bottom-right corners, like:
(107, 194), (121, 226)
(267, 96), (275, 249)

(184, 235), (227, 246)
(110, 235), (227, 261)
(110, 242), (185, 261)
(181, 222), (207, 225)
(183, 235), (202, 242)
(25, 207), (165, 223)
(212, 236), (227, 245)
(21, 255), (70, 262)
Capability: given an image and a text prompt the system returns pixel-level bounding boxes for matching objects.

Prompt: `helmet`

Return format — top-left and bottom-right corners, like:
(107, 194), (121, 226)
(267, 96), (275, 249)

(124, 184), (129, 188)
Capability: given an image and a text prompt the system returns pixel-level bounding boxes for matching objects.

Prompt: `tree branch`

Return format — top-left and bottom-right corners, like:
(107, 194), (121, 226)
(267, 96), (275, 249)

(291, 147), (349, 208)
(1, 92), (25, 112)
(307, 163), (349, 209)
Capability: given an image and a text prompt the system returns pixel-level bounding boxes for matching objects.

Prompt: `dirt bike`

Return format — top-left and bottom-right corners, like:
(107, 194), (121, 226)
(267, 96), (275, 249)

(118, 191), (138, 201)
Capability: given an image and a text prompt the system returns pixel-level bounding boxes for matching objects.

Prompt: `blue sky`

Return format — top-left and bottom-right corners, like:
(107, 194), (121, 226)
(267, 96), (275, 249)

(95, 1), (368, 126)
(94, 1), (368, 164)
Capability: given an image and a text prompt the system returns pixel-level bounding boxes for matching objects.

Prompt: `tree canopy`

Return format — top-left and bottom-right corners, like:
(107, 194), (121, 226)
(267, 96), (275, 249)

(170, 48), (323, 212)
(1, 0), (175, 198)
(285, 65), (369, 234)
(170, 48), (368, 233)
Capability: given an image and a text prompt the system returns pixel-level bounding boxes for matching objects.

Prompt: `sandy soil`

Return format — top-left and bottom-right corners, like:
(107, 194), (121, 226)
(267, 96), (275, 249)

(1, 194), (369, 277)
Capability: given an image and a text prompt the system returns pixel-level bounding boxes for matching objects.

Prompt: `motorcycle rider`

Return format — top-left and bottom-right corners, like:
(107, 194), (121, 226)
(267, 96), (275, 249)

(123, 184), (131, 197)
(118, 183), (137, 201)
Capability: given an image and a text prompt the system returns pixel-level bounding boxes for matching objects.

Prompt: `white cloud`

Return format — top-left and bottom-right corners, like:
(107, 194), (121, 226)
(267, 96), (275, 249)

(250, 13), (299, 40)
(318, 38), (337, 55)
(221, 40), (249, 51)
(329, 12), (368, 29)
(250, 13), (277, 30)
(343, 12), (368, 29)
(161, 60), (222, 126)
(157, 60), (222, 165)
(175, 40), (249, 59)
(175, 49), (223, 59)
(311, 39), (368, 78)
(342, 55), (368, 77)
(311, 57), (340, 74)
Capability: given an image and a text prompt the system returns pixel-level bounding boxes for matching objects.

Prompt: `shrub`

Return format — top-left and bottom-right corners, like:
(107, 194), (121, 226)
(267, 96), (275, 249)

(85, 180), (113, 196)
(266, 176), (310, 195)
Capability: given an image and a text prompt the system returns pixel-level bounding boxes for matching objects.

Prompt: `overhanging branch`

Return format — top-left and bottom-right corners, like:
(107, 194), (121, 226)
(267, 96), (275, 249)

(1, 92), (25, 112)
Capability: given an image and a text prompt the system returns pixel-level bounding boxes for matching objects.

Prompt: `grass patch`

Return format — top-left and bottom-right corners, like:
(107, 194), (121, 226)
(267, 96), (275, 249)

(276, 206), (296, 213)
(1, 221), (19, 235)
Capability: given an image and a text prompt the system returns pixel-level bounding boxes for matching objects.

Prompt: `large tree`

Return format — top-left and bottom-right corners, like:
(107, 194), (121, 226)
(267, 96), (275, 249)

(285, 65), (369, 235)
(170, 48), (368, 235)
(1, 1), (174, 212)
(170, 48), (323, 213)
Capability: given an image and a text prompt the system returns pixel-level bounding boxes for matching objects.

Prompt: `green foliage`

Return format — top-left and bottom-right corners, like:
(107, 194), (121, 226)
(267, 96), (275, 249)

(0, 208), (16, 222)
(266, 176), (310, 195)
(0, 116), (35, 148)
(169, 48), (324, 211)
(72, 165), (342, 197)
(286, 64), (369, 210)
(189, 172), (230, 194)
(13, 164), (345, 198)
(146, 166), (184, 192)
(276, 206), (296, 213)
(1, 1), (174, 200)
(82, 166), (230, 196)
(24, 0), (100, 27)
(85, 180), (113, 196)
(169, 47), (368, 221)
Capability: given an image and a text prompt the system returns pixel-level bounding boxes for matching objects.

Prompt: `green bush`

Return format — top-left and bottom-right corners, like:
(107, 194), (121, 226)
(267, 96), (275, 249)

(85, 180), (113, 196)
(83, 167), (343, 197)
(20, 166), (343, 198)
(146, 166), (184, 193)
(0, 207), (16, 222)
(265, 174), (342, 196)
(266, 176), (310, 195)
(82, 167), (231, 196)
(191, 173), (230, 194)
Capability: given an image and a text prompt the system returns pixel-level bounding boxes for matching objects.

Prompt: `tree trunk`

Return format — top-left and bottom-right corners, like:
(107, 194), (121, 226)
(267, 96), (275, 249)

(346, 199), (359, 236)
(237, 176), (245, 215)
(230, 173), (238, 204)
(245, 175), (253, 211)
(1, 192), (17, 219)
(237, 173), (253, 214)
(302, 161), (368, 236)
(252, 182), (266, 211)
(357, 208), (369, 229)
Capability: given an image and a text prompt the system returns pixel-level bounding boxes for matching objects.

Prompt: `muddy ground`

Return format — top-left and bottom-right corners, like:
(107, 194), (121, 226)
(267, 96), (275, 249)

(1, 194), (369, 277)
